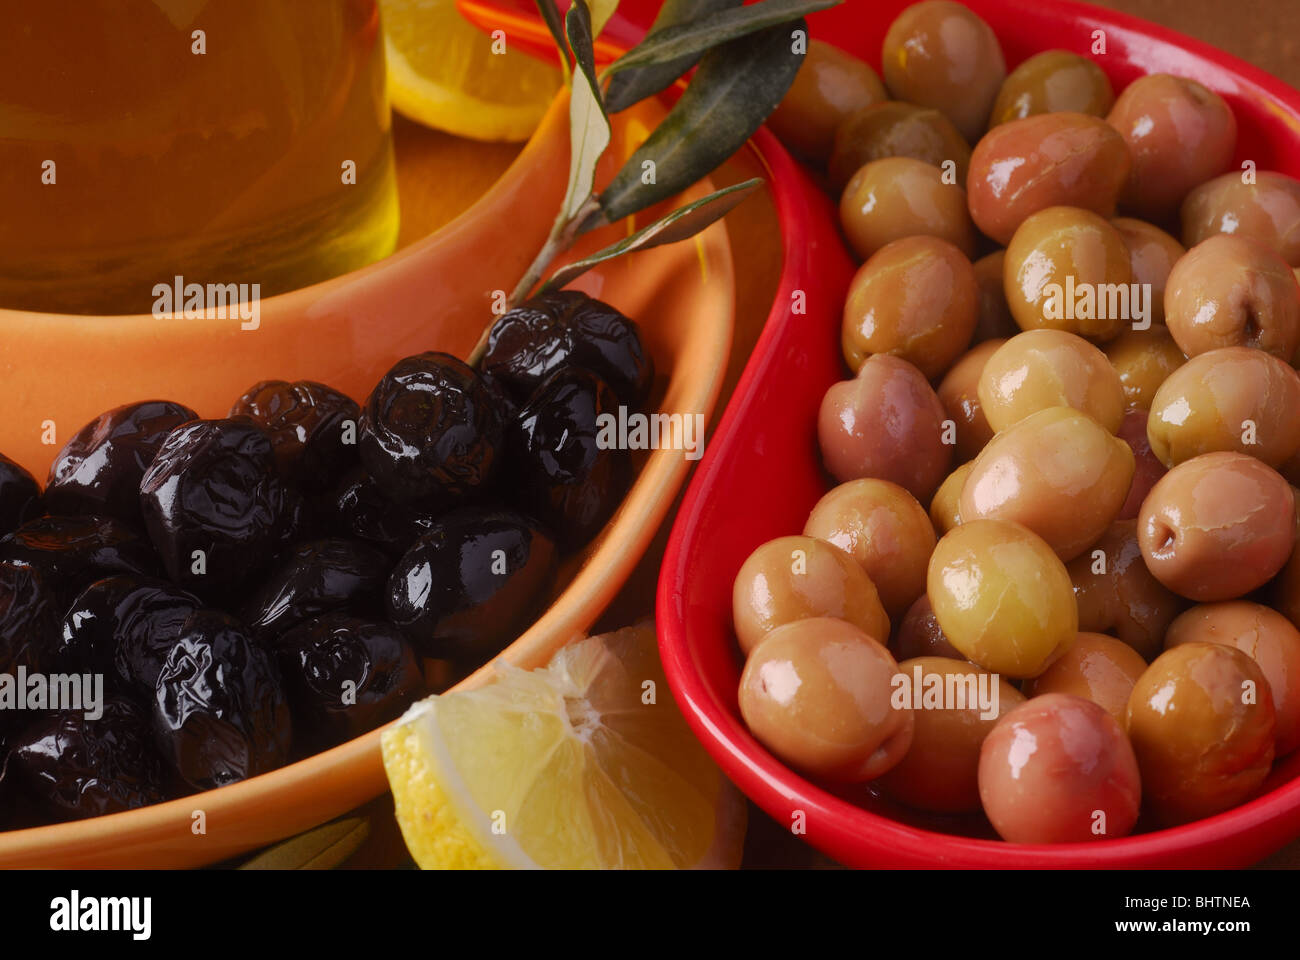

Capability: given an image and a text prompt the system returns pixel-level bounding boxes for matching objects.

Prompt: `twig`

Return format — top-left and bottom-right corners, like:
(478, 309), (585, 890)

(466, 194), (603, 368)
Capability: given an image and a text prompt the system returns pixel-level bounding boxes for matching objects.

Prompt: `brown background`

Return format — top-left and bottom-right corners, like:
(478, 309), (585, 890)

(1089, 0), (1300, 88)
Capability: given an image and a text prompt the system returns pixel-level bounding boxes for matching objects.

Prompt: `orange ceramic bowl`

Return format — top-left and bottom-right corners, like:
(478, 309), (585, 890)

(0, 93), (735, 867)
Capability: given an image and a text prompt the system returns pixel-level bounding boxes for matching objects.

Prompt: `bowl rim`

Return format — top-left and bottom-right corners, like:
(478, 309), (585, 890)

(0, 90), (738, 868)
(657, 0), (1300, 868)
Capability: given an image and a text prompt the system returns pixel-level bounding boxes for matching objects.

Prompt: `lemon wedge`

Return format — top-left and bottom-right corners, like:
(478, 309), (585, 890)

(382, 623), (747, 869)
(380, 0), (564, 141)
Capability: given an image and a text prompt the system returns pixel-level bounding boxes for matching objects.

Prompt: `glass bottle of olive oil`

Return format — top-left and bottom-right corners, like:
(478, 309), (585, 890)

(0, 0), (399, 315)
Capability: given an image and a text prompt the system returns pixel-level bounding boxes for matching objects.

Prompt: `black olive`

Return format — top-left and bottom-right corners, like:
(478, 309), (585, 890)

(276, 485), (318, 548)
(478, 370), (520, 423)
(0, 453), (42, 537)
(0, 561), (58, 682)
(139, 418), (285, 600)
(481, 289), (654, 407)
(505, 368), (633, 549)
(56, 576), (201, 698)
(358, 352), (504, 504)
(324, 468), (446, 556)
(386, 507), (557, 659)
(241, 538), (390, 644)
(229, 380), (360, 493)
(275, 613), (423, 750)
(2, 696), (168, 822)
(151, 609), (291, 790)
(0, 514), (159, 609)
(44, 400), (197, 527)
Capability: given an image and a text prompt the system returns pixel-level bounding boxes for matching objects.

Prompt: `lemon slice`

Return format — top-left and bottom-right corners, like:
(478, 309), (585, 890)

(380, 0), (564, 141)
(382, 624), (747, 869)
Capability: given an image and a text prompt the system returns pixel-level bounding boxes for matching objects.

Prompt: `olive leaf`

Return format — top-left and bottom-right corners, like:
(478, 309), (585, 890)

(591, 20), (807, 227)
(532, 0), (571, 83)
(560, 0), (611, 222)
(601, 0), (834, 80)
(238, 817), (370, 870)
(542, 178), (761, 292)
(603, 0), (741, 114)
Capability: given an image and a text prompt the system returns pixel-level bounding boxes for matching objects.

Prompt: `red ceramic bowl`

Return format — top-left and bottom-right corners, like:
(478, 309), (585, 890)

(657, 0), (1300, 868)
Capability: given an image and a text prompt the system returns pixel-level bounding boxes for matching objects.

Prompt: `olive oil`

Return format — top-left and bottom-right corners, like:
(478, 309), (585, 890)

(0, 0), (398, 315)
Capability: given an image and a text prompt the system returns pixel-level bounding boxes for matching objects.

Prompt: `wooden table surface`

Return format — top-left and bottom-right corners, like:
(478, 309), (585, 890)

(334, 0), (1300, 870)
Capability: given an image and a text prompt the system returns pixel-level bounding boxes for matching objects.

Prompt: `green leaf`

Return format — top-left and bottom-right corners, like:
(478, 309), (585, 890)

(602, 0), (834, 81)
(603, 0), (740, 114)
(561, 0), (612, 222)
(533, 0), (571, 84)
(594, 20), (807, 226)
(238, 817), (371, 870)
(543, 178), (761, 292)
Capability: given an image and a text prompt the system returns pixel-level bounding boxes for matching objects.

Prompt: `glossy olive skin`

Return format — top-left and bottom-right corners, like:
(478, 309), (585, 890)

(1116, 409), (1167, 520)
(804, 479), (936, 620)
(928, 518), (1077, 677)
(42, 401), (196, 528)
(387, 508), (556, 661)
(938, 340), (1004, 462)
(276, 613), (424, 751)
(1139, 451), (1295, 601)
(881, 0), (1005, 141)
(3, 696), (167, 822)
(152, 609), (292, 790)
(1003, 206), (1135, 341)
(1104, 326), (1185, 411)
(979, 329), (1125, 434)
(829, 101), (971, 191)
(892, 594), (966, 661)
(960, 407), (1135, 562)
(980, 694), (1141, 843)
(0, 561), (58, 682)
(481, 290), (653, 408)
(971, 251), (1020, 342)
(326, 467), (444, 557)
(1127, 642), (1276, 825)
(56, 575), (200, 694)
(1147, 347), (1300, 469)
(967, 113), (1131, 246)
(817, 355), (952, 503)
(230, 380), (359, 493)
(1165, 235), (1300, 363)
(1182, 170), (1300, 266)
(139, 419), (285, 599)
(241, 538), (390, 645)
(842, 235), (978, 379)
(989, 50), (1114, 126)
(1108, 74), (1237, 222)
(0, 514), (159, 608)
(359, 352), (504, 505)
(880, 656), (1023, 813)
(1112, 218), (1185, 326)
(1166, 601), (1300, 755)
(1068, 520), (1183, 661)
(1024, 632), (1149, 719)
(506, 368), (632, 549)
(839, 157), (975, 261)
(768, 39), (887, 163)
(928, 461), (971, 535)
(738, 617), (913, 782)
(0, 453), (41, 538)
(732, 535), (889, 656)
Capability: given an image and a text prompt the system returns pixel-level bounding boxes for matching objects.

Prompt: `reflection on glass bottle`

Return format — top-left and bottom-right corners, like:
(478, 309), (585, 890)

(0, 0), (400, 315)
